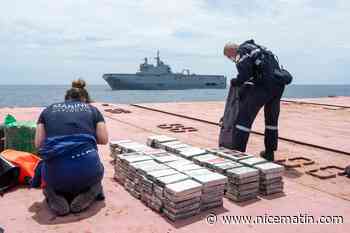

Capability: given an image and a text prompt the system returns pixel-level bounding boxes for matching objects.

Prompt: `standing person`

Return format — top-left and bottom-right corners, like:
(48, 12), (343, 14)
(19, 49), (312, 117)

(223, 40), (290, 161)
(35, 79), (108, 216)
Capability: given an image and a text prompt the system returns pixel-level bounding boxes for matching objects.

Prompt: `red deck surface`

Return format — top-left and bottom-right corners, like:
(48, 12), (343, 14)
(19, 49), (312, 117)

(0, 98), (349, 233)
(137, 97), (350, 153)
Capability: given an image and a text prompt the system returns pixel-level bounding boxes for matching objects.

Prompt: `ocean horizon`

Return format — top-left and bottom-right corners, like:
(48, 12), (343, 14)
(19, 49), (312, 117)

(0, 84), (349, 108)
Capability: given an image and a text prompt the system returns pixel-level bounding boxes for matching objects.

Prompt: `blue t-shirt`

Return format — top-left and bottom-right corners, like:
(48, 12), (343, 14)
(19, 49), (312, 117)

(38, 100), (105, 139)
(37, 100), (105, 194)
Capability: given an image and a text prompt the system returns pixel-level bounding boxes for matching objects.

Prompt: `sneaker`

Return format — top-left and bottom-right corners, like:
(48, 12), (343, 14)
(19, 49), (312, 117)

(70, 183), (103, 213)
(43, 188), (70, 216)
(260, 150), (275, 162)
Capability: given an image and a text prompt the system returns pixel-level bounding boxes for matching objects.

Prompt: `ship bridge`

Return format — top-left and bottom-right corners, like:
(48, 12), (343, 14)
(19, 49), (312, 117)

(137, 51), (172, 75)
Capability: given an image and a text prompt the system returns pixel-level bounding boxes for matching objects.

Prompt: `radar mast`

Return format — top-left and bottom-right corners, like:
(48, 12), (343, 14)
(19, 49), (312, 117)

(155, 50), (160, 66)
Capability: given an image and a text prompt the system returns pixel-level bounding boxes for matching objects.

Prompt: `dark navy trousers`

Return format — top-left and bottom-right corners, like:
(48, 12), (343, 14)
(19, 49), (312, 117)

(232, 84), (285, 152)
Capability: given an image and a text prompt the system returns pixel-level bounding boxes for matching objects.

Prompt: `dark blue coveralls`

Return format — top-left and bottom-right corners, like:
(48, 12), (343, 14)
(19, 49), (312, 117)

(231, 40), (285, 153)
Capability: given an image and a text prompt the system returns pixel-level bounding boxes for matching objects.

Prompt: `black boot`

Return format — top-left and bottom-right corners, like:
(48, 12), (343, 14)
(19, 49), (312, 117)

(43, 188), (70, 216)
(260, 150), (275, 162)
(345, 165), (350, 177)
(70, 182), (104, 213)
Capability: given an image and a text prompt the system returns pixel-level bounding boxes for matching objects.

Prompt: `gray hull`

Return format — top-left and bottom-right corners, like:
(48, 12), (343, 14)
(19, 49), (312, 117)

(103, 74), (227, 90)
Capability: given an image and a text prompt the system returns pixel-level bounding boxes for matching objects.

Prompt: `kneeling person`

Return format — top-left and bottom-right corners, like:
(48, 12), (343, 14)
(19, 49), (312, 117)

(35, 80), (108, 216)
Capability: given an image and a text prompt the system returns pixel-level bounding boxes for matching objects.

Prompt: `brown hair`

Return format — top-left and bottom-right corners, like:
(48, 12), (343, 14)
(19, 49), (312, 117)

(72, 79), (86, 89)
(65, 79), (92, 103)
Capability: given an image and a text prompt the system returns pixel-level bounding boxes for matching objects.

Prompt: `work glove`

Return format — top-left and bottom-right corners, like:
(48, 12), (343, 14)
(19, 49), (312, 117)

(219, 117), (223, 128)
(230, 78), (240, 87)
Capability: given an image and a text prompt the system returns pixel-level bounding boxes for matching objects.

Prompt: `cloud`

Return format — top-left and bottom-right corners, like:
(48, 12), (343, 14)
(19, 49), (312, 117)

(0, 0), (349, 84)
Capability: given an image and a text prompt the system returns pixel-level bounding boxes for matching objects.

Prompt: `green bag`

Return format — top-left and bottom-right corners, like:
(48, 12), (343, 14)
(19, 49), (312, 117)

(4, 114), (16, 126)
(4, 115), (37, 154)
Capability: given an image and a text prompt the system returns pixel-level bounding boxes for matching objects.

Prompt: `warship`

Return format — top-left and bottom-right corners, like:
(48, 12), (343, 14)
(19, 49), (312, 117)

(103, 52), (227, 90)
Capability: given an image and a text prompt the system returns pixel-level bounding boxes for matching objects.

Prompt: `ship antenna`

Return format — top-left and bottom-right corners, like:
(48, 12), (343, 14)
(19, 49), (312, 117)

(155, 50), (160, 66)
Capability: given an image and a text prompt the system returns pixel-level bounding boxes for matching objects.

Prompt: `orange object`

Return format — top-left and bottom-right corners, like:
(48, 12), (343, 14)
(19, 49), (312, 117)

(0, 149), (41, 184)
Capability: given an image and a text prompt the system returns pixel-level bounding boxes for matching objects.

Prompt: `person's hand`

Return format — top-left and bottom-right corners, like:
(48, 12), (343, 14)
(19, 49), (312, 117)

(230, 78), (239, 86)
(219, 117), (223, 127)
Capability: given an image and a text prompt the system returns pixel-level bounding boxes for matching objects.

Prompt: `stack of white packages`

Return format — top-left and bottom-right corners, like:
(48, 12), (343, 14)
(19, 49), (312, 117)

(113, 136), (282, 212)
(210, 160), (244, 175)
(206, 147), (232, 154)
(254, 162), (284, 195)
(155, 158), (196, 205)
(165, 158), (194, 169)
(163, 179), (203, 221)
(211, 148), (255, 162)
(114, 152), (141, 184)
(155, 173), (190, 188)
(183, 168), (213, 177)
(209, 161), (243, 192)
(177, 147), (207, 160)
(109, 140), (132, 159)
(132, 161), (170, 211)
(189, 171), (227, 211)
(198, 156), (230, 170)
(147, 135), (178, 148)
(146, 169), (181, 211)
(153, 172), (191, 215)
(121, 141), (150, 153)
(112, 139), (166, 184)
(191, 153), (220, 167)
(167, 162), (203, 173)
(112, 139), (209, 218)
(123, 159), (155, 199)
(160, 141), (192, 153)
(239, 157), (268, 167)
(140, 147), (166, 156)
(147, 169), (180, 182)
(225, 166), (260, 202)
(151, 152), (183, 164)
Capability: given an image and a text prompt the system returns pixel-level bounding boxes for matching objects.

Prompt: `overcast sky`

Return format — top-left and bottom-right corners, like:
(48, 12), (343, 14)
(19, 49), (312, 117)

(1, 0), (349, 85)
